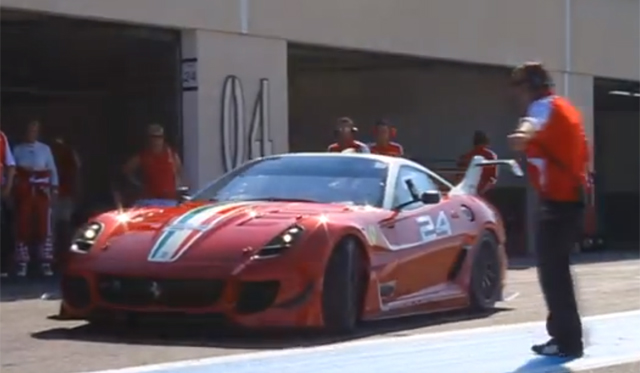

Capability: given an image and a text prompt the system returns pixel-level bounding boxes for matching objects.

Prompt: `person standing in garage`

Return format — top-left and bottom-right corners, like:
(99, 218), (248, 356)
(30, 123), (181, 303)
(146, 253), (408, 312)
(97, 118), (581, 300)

(50, 136), (82, 266)
(457, 130), (498, 194)
(1, 126), (16, 277)
(327, 117), (370, 153)
(12, 120), (59, 277)
(369, 119), (404, 157)
(123, 124), (182, 206)
(508, 62), (588, 358)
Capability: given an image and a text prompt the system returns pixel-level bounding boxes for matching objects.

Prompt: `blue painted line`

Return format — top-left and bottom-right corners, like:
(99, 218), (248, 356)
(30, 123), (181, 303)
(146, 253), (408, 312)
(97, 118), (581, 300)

(89, 310), (640, 373)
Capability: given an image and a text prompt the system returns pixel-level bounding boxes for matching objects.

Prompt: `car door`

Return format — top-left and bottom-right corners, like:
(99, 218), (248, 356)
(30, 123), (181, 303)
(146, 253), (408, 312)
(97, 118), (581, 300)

(381, 165), (463, 300)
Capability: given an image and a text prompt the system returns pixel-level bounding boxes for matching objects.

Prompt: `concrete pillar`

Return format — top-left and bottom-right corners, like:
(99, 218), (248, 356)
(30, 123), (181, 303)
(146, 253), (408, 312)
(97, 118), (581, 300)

(181, 30), (288, 189)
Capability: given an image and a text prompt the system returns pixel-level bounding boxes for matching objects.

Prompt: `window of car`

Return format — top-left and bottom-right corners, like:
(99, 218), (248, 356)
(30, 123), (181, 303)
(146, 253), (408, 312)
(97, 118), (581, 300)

(191, 155), (389, 207)
(393, 165), (439, 210)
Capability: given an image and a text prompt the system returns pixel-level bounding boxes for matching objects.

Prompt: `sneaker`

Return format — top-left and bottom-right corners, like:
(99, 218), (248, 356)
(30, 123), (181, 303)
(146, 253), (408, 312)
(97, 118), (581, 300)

(15, 263), (28, 278)
(41, 263), (54, 277)
(532, 339), (584, 358)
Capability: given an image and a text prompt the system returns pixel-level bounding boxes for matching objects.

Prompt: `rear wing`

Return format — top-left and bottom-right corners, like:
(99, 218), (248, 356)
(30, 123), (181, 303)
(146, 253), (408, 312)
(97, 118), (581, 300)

(450, 156), (524, 196)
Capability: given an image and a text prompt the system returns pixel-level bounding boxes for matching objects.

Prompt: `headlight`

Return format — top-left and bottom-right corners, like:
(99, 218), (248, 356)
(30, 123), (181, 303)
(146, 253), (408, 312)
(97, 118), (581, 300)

(70, 222), (104, 253)
(255, 225), (305, 258)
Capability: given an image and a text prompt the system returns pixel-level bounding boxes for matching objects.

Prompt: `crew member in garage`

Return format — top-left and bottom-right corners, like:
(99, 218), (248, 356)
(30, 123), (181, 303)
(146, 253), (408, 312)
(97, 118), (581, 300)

(12, 120), (59, 277)
(123, 124), (182, 206)
(508, 61), (588, 358)
(327, 117), (370, 153)
(369, 119), (404, 157)
(457, 130), (498, 194)
(50, 135), (82, 264)
(1, 125), (16, 277)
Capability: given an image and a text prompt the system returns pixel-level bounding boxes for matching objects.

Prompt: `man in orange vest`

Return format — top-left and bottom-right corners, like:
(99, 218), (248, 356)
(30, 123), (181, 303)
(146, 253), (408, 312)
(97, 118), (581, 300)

(123, 124), (183, 207)
(50, 136), (82, 264)
(369, 119), (404, 157)
(12, 120), (59, 277)
(509, 62), (588, 358)
(457, 130), (498, 195)
(1, 124), (16, 277)
(327, 117), (370, 153)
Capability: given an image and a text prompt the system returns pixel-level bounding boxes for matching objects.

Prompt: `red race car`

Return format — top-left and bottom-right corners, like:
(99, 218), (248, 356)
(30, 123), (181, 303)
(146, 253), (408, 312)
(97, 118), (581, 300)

(59, 153), (522, 332)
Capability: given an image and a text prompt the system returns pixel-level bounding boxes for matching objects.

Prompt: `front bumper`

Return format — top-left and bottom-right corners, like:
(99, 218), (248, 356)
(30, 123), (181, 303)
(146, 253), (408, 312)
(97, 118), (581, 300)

(60, 262), (324, 328)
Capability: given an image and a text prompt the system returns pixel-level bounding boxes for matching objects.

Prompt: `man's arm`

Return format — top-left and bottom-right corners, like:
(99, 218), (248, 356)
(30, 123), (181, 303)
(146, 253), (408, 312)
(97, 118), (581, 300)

(509, 98), (552, 150)
(123, 155), (142, 186)
(2, 135), (16, 196)
(173, 152), (184, 186)
(44, 146), (59, 189)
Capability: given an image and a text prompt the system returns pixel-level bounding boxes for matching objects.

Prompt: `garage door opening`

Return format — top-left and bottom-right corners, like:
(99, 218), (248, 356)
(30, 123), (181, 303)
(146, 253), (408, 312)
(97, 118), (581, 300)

(1, 10), (181, 217)
(288, 45), (520, 171)
(287, 44), (527, 255)
(594, 79), (640, 247)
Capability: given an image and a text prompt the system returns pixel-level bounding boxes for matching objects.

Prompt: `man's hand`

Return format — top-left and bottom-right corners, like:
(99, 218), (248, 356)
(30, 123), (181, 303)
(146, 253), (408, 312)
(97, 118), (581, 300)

(508, 131), (531, 151)
(1, 183), (11, 198)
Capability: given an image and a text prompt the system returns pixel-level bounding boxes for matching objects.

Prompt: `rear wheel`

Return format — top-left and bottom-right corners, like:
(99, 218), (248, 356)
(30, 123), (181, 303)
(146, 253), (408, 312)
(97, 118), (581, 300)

(469, 231), (501, 311)
(321, 237), (365, 334)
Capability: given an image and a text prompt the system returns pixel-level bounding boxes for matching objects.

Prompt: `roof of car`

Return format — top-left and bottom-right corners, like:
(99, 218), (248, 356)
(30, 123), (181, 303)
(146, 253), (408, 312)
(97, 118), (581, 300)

(262, 152), (418, 168)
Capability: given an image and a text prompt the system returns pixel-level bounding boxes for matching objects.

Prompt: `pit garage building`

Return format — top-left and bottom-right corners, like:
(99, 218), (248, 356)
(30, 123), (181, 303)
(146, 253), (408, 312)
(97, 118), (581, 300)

(1, 0), (638, 247)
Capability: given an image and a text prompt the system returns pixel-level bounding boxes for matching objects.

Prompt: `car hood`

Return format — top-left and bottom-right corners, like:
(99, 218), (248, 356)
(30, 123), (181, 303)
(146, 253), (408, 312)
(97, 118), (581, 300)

(94, 200), (387, 266)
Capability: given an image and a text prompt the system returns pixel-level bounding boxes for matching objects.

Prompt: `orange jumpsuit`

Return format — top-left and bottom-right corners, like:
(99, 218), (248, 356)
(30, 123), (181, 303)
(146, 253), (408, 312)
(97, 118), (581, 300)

(12, 141), (58, 264)
(139, 147), (178, 200)
(369, 142), (404, 156)
(458, 145), (498, 194)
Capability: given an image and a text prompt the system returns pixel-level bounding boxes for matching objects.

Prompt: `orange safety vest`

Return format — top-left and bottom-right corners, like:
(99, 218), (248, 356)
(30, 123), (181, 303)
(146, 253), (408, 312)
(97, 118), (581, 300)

(370, 142), (404, 156)
(139, 147), (177, 199)
(526, 95), (588, 202)
(327, 141), (368, 153)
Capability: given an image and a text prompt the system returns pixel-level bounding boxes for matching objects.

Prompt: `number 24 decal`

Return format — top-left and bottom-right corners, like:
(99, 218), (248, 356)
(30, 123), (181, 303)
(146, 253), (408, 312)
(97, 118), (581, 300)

(416, 211), (452, 243)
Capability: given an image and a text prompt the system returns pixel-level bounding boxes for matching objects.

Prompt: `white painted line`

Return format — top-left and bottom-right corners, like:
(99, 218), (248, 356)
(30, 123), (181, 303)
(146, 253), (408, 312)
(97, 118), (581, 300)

(84, 309), (640, 373)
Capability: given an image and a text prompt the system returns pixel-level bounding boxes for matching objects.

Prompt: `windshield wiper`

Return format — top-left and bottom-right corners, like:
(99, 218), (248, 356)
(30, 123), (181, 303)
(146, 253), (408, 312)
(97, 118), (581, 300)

(229, 197), (319, 203)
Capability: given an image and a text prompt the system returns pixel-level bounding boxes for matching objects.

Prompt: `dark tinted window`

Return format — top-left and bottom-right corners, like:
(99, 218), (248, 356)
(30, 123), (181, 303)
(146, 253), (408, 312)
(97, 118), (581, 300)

(192, 156), (389, 207)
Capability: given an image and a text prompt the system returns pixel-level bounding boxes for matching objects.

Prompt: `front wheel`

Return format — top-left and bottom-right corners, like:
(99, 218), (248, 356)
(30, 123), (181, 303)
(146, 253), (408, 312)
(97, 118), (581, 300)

(321, 238), (365, 334)
(469, 232), (501, 311)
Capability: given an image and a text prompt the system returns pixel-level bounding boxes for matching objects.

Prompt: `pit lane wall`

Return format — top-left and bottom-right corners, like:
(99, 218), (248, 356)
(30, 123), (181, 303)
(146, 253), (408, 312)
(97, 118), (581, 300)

(3, 0), (637, 187)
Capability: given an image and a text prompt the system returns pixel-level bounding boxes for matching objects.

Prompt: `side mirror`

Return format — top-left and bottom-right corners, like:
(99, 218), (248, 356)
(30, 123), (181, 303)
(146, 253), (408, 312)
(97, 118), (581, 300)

(176, 186), (191, 203)
(420, 190), (441, 204)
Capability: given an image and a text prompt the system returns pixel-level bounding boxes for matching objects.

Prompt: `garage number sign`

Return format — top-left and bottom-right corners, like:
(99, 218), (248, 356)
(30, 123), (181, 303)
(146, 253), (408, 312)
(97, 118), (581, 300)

(181, 58), (197, 91)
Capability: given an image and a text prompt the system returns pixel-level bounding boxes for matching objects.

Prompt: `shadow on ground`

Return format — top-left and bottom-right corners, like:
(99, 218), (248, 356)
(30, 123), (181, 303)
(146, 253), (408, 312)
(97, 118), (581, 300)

(31, 307), (512, 350)
(508, 249), (639, 270)
(510, 356), (577, 373)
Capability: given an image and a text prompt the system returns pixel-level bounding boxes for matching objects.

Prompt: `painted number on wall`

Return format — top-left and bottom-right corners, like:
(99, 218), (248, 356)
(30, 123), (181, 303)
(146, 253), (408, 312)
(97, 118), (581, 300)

(221, 75), (274, 172)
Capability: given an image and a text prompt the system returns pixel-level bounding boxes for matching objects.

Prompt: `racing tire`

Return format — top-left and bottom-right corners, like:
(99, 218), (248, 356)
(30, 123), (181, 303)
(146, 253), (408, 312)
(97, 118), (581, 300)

(321, 237), (365, 334)
(469, 232), (501, 311)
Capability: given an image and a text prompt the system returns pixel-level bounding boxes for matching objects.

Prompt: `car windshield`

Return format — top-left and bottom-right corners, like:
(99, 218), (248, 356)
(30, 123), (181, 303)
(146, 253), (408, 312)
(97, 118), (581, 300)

(191, 156), (389, 207)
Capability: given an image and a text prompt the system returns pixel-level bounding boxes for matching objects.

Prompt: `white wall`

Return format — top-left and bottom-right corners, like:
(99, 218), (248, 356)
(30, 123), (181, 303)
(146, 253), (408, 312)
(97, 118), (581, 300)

(181, 31), (288, 189)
